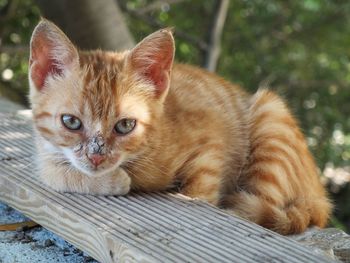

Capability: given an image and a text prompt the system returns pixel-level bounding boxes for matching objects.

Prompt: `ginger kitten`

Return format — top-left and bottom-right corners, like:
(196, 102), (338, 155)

(28, 20), (331, 234)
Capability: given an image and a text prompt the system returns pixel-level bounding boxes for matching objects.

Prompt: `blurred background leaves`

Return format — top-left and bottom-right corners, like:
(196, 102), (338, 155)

(0, 0), (349, 232)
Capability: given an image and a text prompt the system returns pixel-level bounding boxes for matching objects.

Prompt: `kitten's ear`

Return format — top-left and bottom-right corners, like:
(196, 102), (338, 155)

(29, 19), (79, 91)
(129, 29), (175, 98)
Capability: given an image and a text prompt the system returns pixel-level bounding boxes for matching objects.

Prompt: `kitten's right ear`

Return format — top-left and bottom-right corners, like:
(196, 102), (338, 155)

(29, 19), (79, 91)
(128, 29), (175, 99)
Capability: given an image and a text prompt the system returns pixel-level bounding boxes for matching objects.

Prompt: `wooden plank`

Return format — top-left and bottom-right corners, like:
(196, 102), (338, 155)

(0, 113), (335, 263)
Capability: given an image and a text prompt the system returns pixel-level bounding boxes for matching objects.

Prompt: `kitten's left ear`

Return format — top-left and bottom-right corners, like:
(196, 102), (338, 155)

(29, 19), (79, 91)
(129, 29), (175, 99)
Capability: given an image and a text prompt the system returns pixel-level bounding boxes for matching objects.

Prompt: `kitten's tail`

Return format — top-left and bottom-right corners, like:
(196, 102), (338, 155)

(224, 191), (331, 235)
(224, 89), (332, 235)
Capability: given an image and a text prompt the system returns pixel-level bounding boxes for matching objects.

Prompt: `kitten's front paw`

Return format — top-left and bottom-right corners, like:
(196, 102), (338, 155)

(109, 169), (131, 196)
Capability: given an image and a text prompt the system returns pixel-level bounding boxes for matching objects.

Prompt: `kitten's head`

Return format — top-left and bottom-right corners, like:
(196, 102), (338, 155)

(29, 19), (174, 177)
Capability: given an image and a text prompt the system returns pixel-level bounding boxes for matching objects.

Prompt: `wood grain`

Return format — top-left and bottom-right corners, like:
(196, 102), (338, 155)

(0, 113), (335, 263)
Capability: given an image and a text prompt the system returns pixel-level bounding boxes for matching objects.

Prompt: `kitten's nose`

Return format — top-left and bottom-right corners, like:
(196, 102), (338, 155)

(88, 154), (105, 167)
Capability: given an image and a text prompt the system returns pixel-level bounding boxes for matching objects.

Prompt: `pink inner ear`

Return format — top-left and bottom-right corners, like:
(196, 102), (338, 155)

(30, 34), (63, 90)
(132, 31), (174, 97)
(144, 56), (171, 97)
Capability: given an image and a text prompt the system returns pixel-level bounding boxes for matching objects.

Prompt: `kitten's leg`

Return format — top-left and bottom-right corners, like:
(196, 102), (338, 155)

(84, 169), (131, 195)
(224, 90), (332, 234)
(39, 162), (131, 195)
(180, 149), (225, 205)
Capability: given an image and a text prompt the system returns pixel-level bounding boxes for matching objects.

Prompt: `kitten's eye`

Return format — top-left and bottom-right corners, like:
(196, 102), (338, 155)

(61, 114), (82, 130)
(114, 119), (136, 135)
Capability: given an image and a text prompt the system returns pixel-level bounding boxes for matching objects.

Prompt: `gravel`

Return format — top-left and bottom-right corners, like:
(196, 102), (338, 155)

(0, 202), (98, 263)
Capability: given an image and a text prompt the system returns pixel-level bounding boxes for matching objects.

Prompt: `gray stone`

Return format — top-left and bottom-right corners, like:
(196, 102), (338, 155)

(290, 227), (350, 262)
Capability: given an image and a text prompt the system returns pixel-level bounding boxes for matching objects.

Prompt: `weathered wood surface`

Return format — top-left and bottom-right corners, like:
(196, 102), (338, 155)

(0, 112), (335, 263)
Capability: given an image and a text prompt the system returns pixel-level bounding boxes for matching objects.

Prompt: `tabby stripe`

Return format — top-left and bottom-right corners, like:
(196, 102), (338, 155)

(253, 140), (300, 164)
(36, 126), (54, 135)
(210, 81), (235, 112)
(252, 154), (295, 181)
(33, 111), (52, 120)
(250, 100), (286, 117)
(251, 134), (297, 149)
(248, 161), (293, 196)
(252, 123), (299, 140)
(251, 112), (296, 131)
(255, 181), (285, 206)
(252, 144), (302, 184)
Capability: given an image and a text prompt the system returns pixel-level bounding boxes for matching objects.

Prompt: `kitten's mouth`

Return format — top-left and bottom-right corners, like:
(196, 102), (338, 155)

(86, 162), (121, 177)
(77, 157), (122, 178)
(61, 147), (122, 177)
(74, 163), (117, 177)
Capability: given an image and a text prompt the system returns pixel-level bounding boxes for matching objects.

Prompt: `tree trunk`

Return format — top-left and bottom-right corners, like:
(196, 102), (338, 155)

(204, 0), (229, 72)
(35, 0), (134, 51)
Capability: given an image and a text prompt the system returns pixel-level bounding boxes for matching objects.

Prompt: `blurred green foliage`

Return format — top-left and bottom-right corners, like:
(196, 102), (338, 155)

(0, 0), (349, 231)
(0, 0), (39, 104)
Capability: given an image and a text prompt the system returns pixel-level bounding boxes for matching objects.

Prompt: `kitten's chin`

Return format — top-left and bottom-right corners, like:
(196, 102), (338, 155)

(76, 163), (121, 178)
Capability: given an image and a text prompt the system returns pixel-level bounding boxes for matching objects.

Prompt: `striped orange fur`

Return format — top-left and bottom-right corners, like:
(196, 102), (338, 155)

(28, 20), (331, 234)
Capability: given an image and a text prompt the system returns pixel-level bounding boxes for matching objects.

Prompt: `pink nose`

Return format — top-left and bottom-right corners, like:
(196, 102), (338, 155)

(88, 154), (105, 167)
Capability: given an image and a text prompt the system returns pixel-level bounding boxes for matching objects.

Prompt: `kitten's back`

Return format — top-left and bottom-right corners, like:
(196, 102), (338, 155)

(165, 65), (331, 234)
